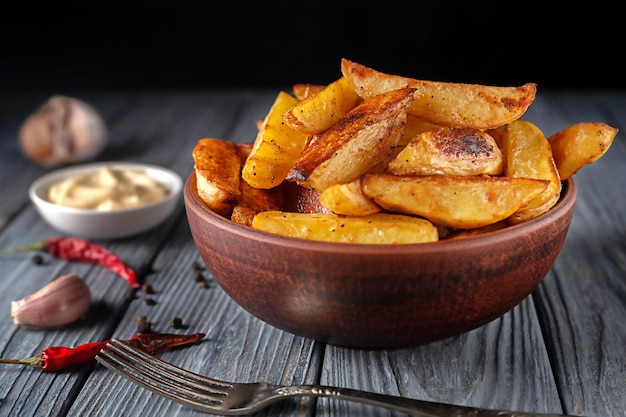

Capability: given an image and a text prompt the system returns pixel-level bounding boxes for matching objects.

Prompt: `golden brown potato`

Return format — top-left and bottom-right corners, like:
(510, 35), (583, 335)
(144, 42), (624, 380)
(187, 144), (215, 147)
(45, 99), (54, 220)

(548, 122), (618, 180)
(285, 87), (415, 191)
(192, 138), (241, 217)
(318, 178), (381, 216)
(230, 181), (287, 227)
(341, 58), (536, 130)
(252, 211), (438, 244)
(399, 115), (442, 146)
(388, 127), (503, 176)
(290, 184), (333, 214)
(362, 174), (549, 229)
(283, 77), (361, 134)
(230, 206), (257, 227)
(292, 83), (326, 100)
(501, 120), (561, 223)
(241, 91), (310, 189)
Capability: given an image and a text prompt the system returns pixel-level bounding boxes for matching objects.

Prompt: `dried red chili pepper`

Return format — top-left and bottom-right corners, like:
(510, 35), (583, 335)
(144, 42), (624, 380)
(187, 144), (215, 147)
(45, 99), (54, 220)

(0, 237), (140, 289)
(0, 332), (205, 372)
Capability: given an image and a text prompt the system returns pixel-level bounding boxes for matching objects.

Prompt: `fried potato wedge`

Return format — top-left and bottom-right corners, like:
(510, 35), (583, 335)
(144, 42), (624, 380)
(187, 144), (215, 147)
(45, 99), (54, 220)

(319, 178), (381, 216)
(284, 77), (361, 134)
(230, 181), (287, 227)
(285, 87), (415, 191)
(192, 138), (241, 217)
(548, 122), (618, 180)
(252, 211), (438, 244)
(292, 83), (326, 100)
(242, 91), (309, 189)
(341, 58), (536, 130)
(389, 127), (503, 176)
(362, 174), (549, 229)
(501, 120), (561, 223)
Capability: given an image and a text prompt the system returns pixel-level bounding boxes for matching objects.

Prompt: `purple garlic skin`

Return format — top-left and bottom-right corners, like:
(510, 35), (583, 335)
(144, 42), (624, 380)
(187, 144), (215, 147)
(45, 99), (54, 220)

(19, 96), (108, 167)
(11, 273), (92, 329)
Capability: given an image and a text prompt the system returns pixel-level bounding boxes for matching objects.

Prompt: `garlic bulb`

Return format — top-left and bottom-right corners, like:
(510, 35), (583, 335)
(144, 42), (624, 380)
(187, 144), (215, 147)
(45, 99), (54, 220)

(19, 96), (108, 167)
(11, 273), (91, 329)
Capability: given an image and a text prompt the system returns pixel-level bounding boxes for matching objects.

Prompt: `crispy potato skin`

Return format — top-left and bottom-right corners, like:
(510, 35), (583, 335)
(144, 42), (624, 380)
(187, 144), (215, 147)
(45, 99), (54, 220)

(193, 138), (241, 217)
(501, 120), (562, 223)
(389, 127), (503, 176)
(284, 77), (361, 134)
(399, 115), (442, 146)
(548, 122), (618, 180)
(242, 91), (309, 189)
(292, 84), (326, 100)
(341, 58), (536, 130)
(285, 87), (415, 191)
(231, 181), (287, 227)
(319, 178), (381, 216)
(362, 174), (548, 229)
(292, 184), (333, 214)
(252, 211), (438, 244)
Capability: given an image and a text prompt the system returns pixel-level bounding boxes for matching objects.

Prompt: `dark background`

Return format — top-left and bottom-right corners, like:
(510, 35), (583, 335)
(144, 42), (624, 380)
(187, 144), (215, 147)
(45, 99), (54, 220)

(1, 1), (623, 93)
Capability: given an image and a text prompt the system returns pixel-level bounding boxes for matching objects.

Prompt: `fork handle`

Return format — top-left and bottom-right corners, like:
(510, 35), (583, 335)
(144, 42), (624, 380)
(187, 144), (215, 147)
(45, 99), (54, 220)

(275, 385), (579, 417)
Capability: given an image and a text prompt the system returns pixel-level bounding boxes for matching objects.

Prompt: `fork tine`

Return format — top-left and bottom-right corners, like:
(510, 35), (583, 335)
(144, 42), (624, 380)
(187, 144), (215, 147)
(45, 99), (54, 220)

(96, 339), (231, 411)
(106, 338), (232, 390)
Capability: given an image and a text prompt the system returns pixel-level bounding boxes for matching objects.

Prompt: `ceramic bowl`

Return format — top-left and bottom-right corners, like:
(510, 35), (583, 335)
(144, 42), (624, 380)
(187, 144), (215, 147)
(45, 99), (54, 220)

(29, 162), (182, 240)
(184, 172), (576, 349)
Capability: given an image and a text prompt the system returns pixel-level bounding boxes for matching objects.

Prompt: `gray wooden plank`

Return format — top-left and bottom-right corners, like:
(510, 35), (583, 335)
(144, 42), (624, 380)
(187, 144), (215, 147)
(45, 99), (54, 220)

(0, 91), (255, 416)
(0, 89), (321, 417)
(69, 212), (322, 417)
(2, 89), (625, 417)
(319, 297), (564, 417)
(530, 93), (626, 417)
(0, 206), (187, 417)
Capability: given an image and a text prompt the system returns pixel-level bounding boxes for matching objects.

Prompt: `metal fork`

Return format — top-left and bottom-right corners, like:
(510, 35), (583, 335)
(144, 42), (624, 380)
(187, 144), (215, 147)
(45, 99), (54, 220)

(95, 339), (581, 417)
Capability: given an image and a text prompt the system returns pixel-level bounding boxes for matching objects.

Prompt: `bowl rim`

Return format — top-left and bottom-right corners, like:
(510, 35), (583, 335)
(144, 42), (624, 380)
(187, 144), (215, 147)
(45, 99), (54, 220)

(29, 161), (183, 216)
(184, 172), (577, 256)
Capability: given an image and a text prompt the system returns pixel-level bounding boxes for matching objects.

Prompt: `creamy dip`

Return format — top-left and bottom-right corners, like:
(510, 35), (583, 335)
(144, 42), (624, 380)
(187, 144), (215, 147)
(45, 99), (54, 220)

(48, 166), (168, 210)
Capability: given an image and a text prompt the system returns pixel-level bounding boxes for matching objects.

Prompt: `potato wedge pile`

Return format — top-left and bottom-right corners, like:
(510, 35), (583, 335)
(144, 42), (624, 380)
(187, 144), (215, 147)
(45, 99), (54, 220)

(192, 58), (618, 244)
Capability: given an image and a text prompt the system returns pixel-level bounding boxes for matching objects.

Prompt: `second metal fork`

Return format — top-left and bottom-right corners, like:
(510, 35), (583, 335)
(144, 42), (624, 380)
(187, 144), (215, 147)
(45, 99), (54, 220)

(95, 339), (580, 417)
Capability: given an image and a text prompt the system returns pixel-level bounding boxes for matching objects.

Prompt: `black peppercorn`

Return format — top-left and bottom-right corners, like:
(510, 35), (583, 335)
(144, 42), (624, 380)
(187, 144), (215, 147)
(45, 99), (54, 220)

(142, 283), (155, 294)
(170, 317), (183, 329)
(137, 321), (152, 334)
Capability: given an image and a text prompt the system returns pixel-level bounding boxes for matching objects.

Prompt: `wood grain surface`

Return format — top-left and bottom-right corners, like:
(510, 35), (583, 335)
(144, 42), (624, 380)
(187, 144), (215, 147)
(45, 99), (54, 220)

(0, 90), (624, 417)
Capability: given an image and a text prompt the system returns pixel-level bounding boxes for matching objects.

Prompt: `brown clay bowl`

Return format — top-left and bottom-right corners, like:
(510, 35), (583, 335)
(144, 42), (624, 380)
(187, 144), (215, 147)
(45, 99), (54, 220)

(184, 172), (576, 349)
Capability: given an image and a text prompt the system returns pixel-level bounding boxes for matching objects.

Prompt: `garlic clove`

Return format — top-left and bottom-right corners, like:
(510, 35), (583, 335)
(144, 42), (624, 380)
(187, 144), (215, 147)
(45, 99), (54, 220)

(19, 96), (108, 167)
(11, 273), (92, 329)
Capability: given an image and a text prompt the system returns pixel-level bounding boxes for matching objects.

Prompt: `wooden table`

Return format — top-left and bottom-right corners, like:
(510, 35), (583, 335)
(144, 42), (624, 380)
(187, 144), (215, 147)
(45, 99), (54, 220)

(0, 89), (624, 417)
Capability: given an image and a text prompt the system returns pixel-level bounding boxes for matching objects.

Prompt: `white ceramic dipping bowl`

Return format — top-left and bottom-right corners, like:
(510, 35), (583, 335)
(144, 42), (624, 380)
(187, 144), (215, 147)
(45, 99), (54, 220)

(29, 161), (183, 239)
